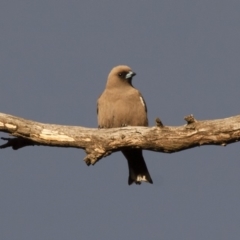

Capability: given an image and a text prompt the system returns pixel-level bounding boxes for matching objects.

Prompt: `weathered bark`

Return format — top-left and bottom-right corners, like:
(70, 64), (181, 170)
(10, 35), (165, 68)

(0, 112), (240, 165)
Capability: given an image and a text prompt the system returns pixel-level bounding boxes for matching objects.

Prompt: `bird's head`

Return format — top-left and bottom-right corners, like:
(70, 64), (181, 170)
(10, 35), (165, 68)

(106, 65), (136, 88)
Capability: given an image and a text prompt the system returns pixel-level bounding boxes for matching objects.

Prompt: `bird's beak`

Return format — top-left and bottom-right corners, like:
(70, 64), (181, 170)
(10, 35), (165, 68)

(125, 71), (136, 79)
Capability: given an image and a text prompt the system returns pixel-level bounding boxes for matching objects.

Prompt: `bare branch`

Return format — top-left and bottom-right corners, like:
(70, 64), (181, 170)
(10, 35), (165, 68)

(1, 112), (240, 165)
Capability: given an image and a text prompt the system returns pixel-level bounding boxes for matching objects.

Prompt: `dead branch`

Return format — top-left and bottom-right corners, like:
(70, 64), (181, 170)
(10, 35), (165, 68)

(0, 112), (240, 165)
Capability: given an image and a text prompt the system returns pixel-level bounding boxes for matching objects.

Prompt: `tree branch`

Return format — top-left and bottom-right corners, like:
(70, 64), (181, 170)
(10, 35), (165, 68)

(0, 112), (240, 165)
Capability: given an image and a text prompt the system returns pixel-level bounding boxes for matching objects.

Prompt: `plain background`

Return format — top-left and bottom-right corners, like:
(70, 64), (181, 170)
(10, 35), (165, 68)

(1, 1), (240, 239)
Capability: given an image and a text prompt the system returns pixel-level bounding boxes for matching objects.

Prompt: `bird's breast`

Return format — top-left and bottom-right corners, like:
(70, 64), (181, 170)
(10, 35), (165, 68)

(97, 91), (148, 128)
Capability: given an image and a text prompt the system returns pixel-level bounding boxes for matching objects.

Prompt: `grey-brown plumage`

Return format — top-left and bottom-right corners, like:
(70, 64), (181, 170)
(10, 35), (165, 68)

(97, 65), (153, 185)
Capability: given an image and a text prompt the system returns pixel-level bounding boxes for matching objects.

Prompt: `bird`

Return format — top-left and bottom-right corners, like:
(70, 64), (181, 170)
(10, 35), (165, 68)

(97, 65), (153, 185)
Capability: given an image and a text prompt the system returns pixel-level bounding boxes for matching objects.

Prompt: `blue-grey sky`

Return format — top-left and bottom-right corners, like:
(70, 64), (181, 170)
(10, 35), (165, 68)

(1, 1), (240, 239)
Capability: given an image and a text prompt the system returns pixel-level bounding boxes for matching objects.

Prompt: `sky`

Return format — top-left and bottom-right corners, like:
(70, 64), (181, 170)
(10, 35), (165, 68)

(0, 1), (240, 239)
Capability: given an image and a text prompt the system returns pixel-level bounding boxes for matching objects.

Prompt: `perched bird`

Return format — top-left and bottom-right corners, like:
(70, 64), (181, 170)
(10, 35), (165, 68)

(97, 65), (153, 185)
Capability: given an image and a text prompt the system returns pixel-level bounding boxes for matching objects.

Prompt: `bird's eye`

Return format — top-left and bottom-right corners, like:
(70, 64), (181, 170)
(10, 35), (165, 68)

(118, 73), (122, 77)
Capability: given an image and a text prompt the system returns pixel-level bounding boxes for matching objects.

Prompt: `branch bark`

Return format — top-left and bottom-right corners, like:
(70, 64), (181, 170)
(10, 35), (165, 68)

(0, 112), (240, 165)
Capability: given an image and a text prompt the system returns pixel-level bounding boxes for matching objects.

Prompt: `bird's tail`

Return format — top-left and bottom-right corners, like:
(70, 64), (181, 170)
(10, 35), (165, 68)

(122, 150), (153, 185)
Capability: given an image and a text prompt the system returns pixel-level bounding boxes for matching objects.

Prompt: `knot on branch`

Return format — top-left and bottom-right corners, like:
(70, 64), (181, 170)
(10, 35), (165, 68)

(0, 137), (35, 150)
(84, 146), (112, 166)
(184, 114), (197, 124)
(155, 118), (164, 128)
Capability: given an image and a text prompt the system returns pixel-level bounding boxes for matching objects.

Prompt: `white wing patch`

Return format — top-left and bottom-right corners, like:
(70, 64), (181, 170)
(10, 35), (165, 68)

(139, 96), (145, 107)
